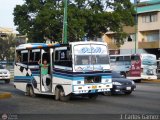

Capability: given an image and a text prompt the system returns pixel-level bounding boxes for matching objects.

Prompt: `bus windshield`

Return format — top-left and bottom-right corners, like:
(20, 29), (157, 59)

(74, 44), (109, 71)
(142, 55), (157, 65)
(75, 55), (109, 65)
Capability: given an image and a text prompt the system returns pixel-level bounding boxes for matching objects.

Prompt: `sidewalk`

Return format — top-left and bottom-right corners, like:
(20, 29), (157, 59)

(0, 92), (12, 99)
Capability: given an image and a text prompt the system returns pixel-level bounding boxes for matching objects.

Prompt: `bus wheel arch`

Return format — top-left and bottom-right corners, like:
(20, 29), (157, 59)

(55, 85), (70, 101)
(55, 85), (62, 101)
(26, 84), (36, 97)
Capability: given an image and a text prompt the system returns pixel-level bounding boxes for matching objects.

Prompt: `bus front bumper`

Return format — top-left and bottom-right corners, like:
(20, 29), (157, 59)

(72, 83), (112, 94)
(141, 75), (157, 80)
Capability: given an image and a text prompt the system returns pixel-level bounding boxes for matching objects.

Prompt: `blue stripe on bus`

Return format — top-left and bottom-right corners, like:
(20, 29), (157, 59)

(32, 74), (40, 76)
(102, 76), (111, 79)
(32, 71), (40, 74)
(14, 76), (33, 80)
(54, 71), (111, 77)
(14, 73), (111, 82)
(53, 74), (84, 80)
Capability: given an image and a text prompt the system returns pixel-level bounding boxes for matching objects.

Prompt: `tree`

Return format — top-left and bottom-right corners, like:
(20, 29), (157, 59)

(13, 0), (135, 45)
(0, 34), (17, 61)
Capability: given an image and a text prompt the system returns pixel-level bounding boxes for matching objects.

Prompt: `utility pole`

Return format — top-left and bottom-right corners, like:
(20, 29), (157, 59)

(63, 0), (68, 44)
(134, 0), (140, 54)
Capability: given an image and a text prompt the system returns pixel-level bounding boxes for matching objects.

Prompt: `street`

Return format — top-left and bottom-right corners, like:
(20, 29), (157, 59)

(0, 81), (160, 115)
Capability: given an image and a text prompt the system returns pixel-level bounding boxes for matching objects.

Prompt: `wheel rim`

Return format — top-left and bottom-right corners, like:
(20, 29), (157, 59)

(60, 90), (65, 97)
(29, 87), (35, 96)
(26, 86), (30, 96)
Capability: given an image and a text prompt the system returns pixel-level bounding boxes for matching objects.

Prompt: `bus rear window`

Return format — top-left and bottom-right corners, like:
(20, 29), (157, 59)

(116, 56), (123, 61)
(124, 56), (130, 61)
(131, 55), (140, 61)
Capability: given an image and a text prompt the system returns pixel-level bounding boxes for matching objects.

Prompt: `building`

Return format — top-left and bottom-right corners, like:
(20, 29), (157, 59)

(0, 27), (28, 44)
(0, 27), (28, 61)
(103, 0), (160, 59)
(0, 27), (15, 37)
(137, 0), (160, 59)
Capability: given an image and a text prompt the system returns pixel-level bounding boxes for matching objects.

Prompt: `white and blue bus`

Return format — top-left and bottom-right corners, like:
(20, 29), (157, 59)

(14, 41), (112, 101)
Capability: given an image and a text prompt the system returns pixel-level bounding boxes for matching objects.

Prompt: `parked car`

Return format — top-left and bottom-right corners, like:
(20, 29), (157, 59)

(0, 64), (10, 83)
(104, 71), (136, 95)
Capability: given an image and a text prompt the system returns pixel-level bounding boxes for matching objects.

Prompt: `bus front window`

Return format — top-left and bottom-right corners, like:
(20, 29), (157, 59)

(75, 55), (90, 65)
(142, 56), (157, 65)
(92, 55), (109, 65)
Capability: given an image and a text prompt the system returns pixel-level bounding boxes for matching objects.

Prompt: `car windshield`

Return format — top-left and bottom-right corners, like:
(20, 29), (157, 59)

(0, 65), (4, 69)
(112, 71), (123, 78)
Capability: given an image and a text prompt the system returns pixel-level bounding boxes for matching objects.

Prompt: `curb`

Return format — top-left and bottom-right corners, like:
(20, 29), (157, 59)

(0, 92), (12, 99)
(142, 80), (160, 83)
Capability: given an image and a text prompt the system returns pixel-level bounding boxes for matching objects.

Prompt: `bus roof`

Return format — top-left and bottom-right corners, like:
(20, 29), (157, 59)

(110, 54), (131, 57)
(16, 41), (108, 50)
(110, 53), (156, 57)
(69, 41), (108, 46)
(16, 43), (60, 50)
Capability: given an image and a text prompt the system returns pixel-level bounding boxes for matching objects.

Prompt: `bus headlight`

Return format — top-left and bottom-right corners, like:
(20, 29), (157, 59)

(73, 81), (84, 85)
(77, 81), (82, 84)
(102, 79), (111, 83)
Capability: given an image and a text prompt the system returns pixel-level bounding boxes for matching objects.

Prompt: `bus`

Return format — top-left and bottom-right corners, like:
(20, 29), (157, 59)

(14, 41), (112, 101)
(157, 59), (160, 79)
(110, 53), (157, 82)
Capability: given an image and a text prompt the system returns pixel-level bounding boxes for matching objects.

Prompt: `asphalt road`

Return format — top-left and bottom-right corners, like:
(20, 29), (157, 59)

(0, 81), (160, 120)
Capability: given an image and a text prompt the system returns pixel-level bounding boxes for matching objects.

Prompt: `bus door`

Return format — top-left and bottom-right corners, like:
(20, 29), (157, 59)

(40, 49), (52, 92)
(130, 55), (141, 78)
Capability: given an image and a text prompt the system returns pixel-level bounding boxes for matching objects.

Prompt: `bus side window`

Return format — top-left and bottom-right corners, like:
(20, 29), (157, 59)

(131, 56), (140, 61)
(22, 53), (28, 63)
(54, 49), (72, 67)
(19, 50), (28, 64)
(16, 51), (21, 62)
(29, 50), (34, 64)
(29, 49), (41, 65)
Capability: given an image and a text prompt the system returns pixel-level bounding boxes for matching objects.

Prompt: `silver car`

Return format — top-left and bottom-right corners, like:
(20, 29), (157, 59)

(0, 64), (10, 83)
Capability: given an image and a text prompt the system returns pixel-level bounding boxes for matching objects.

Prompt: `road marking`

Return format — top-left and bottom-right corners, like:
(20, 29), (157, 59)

(0, 92), (12, 99)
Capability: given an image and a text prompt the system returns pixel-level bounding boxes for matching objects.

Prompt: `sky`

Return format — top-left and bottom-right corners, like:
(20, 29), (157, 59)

(0, 0), (24, 32)
(0, 0), (147, 33)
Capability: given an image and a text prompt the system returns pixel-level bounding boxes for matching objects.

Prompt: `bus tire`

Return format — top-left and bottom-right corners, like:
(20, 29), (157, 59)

(55, 87), (60, 101)
(5, 79), (10, 84)
(59, 88), (70, 102)
(88, 93), (98, 100)
(29, 86), (36, 97)
(103, 91), (111, 96)
(25, 86), (30, 96)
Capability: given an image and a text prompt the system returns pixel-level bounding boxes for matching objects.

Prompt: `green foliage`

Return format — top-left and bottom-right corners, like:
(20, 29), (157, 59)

(13, 0), (135, 45)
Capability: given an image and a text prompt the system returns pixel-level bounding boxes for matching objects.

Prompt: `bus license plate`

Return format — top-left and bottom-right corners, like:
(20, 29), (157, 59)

(126, 87), (131, 90)
(92, 86), (97, 89)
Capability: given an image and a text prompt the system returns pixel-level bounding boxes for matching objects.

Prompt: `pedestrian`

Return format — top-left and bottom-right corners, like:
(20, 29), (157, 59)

(38, 59), (50, 92)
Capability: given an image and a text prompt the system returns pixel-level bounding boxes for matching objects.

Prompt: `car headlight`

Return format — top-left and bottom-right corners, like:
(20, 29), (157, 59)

(113, 82), (122, 85)
(131, 81), (135, 85)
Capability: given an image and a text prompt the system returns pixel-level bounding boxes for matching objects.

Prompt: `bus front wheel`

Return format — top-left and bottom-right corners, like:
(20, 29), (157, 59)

(25, 86), (30, 96)
(55, 87), (60, 101)
(5, 79), (10, 84)
(59, 88), (70, 102)
(29, 86), (36, 97)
